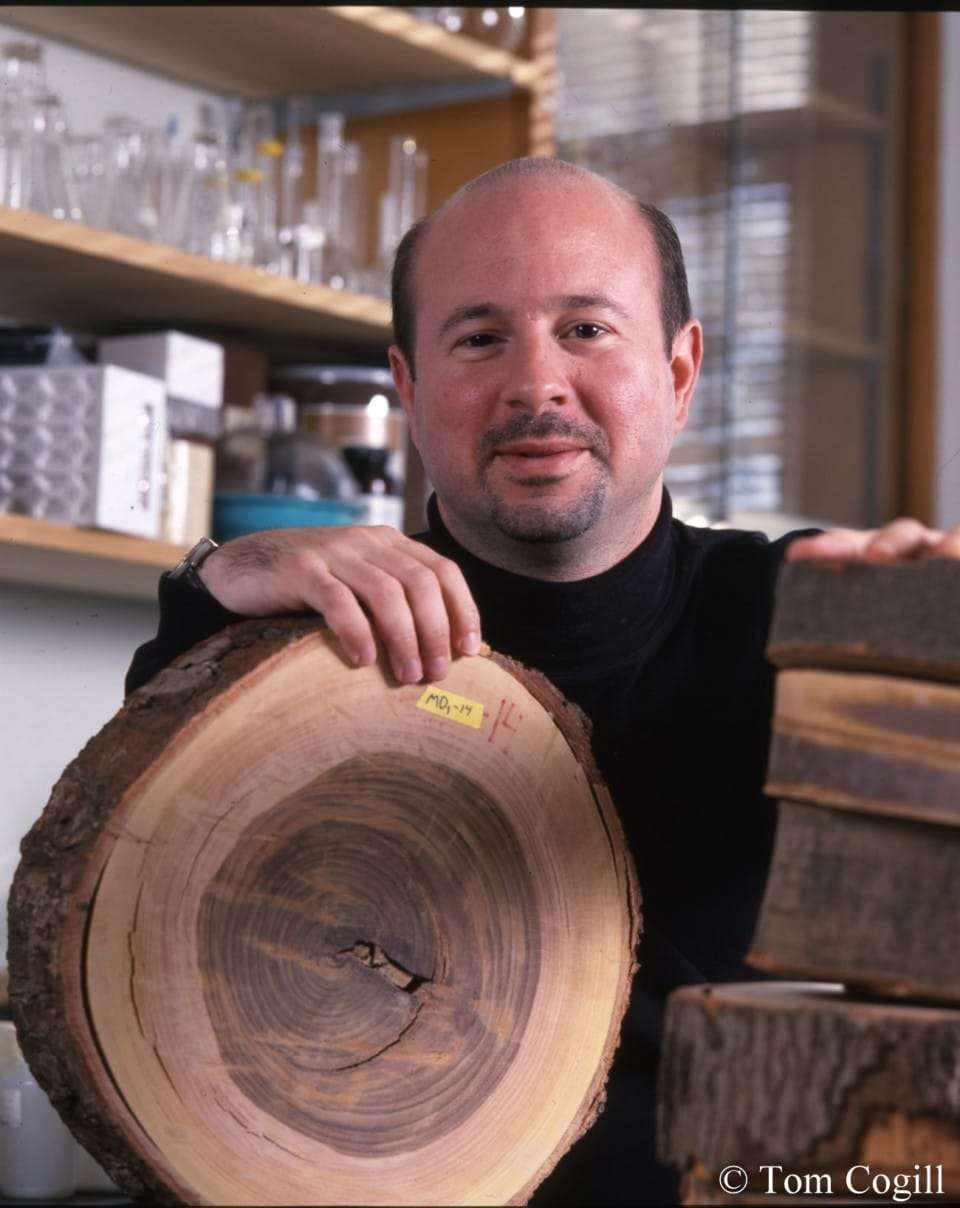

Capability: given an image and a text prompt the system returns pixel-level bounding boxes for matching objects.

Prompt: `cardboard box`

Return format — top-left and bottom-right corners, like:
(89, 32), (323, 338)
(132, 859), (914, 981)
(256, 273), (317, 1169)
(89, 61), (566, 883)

(98, 330), (224, 410)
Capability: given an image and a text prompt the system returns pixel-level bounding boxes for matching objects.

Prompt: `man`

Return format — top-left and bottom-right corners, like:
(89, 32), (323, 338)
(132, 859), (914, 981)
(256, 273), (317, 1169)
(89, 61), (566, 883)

(127, 158), (959, 1204)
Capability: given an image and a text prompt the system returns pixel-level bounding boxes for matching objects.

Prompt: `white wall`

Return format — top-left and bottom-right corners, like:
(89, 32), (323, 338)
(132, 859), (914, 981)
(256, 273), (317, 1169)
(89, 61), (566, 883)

(0, 582), (158, 961)
(937, 12), (960, 529)
(0, 19), (228, 140)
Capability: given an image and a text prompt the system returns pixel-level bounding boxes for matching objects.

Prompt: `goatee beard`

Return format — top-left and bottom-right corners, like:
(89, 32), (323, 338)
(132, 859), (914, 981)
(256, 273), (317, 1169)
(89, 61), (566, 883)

(477, 413), (610, 543)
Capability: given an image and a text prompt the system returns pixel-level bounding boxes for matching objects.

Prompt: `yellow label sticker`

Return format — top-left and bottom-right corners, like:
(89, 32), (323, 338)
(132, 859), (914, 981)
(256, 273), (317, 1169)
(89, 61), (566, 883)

(416, 685), (484, 730)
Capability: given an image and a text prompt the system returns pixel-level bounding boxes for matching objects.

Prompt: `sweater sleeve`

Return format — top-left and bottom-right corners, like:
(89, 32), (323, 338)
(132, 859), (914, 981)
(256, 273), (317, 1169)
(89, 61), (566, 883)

(124, 572), (247, 698)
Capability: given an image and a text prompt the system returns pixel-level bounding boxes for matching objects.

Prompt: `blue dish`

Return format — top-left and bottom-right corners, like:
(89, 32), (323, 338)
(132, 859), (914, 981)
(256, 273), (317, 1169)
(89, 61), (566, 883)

(213, 492), (367, 542)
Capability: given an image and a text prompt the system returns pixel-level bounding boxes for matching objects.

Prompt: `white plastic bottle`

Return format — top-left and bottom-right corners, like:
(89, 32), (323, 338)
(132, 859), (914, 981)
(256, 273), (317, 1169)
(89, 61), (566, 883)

(0, 1020), (77, 1200)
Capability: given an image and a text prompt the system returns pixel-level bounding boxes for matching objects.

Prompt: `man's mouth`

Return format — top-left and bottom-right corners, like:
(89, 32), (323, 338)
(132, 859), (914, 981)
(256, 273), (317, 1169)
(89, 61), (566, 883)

(492, 441), (590, 475)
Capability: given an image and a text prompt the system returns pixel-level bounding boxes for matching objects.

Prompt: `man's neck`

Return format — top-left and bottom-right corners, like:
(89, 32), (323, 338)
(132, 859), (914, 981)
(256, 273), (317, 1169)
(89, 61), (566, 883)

(435, 483), (664, 582)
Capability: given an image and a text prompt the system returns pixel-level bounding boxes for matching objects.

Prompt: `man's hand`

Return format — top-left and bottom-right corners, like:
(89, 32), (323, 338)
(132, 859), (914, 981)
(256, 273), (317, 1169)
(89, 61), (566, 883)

(787, 518), (960, 564)
(198, 526), (482, 684)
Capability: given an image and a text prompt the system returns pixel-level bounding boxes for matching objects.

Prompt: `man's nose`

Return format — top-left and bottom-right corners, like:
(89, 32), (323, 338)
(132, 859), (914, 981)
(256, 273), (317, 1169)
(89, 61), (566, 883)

(498, 335), (571, 412)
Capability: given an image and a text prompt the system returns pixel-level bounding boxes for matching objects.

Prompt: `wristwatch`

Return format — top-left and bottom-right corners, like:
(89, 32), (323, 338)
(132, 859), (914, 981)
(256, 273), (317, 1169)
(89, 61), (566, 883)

(167, 536), (219, 595)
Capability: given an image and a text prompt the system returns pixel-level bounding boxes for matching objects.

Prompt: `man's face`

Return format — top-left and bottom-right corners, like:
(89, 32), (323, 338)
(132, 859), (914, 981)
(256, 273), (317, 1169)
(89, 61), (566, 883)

(389, 174), (701, 568)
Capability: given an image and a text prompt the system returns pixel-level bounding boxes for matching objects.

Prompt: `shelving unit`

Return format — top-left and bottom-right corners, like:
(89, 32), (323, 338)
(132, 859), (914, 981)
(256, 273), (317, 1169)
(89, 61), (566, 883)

(0, 208), (392, 350)
(0, 7), (557, 599)
(0, 6), (546, 96)
(0, 513), (187, 601)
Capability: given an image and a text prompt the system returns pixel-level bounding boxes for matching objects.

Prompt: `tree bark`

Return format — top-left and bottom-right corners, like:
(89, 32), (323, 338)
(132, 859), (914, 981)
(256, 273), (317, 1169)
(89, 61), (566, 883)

(768, 557), (960, 683)
(8, 619), (639, 1207)
(659, 982), (960, 1203)
(749, 799), (960, 1000)
(766, 669), (960, 827)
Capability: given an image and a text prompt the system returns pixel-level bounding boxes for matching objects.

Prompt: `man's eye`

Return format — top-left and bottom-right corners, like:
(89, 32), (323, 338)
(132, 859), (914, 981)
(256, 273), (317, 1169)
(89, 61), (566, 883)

(570, 323), (605, 339)
(460, 332), (498, 348)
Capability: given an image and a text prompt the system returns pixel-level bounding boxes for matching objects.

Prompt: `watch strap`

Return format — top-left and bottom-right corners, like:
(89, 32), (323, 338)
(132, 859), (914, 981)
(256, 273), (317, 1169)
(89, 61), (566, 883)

(167, 536), (219, 596)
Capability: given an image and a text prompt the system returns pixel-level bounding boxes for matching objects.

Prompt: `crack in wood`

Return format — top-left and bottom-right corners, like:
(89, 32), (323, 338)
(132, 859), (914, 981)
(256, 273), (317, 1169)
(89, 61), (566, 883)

(81, 859), (154, 1147)
(128, 884), (145, 1040)
(335, 940), (430, 993)
(328, 1002), (425, 1072)
(261, 1133), (308, 1162)
(152, 1044), (183, 1105)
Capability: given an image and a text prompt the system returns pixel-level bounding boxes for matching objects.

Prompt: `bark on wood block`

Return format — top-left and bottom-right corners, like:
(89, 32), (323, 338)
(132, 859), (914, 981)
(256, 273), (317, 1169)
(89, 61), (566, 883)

(678, 1162), (948, 1206)
(768, 556), (960, 682)
(658, 982), (960, 1202)
(748, 799), (960, 1000)
(766, 669), (960, 827)
(8, 618), (639, 1207)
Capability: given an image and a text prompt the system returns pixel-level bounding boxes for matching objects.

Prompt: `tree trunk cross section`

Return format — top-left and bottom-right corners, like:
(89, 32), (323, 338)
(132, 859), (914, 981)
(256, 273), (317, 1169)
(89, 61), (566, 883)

(9, 619), (639, 1207)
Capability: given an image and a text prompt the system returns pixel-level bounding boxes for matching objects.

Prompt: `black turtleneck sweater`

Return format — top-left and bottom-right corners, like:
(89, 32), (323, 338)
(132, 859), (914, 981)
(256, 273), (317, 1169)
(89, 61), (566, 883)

(125, 489), (820, 1206)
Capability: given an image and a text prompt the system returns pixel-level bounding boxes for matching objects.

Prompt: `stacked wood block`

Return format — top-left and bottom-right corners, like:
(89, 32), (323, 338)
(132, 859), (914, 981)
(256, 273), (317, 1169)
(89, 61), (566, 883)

(659, 557), (960, 1205)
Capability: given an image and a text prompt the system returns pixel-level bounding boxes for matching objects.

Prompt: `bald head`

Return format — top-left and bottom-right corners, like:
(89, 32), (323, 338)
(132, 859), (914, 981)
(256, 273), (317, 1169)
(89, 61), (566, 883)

(390, 157), (691, 376)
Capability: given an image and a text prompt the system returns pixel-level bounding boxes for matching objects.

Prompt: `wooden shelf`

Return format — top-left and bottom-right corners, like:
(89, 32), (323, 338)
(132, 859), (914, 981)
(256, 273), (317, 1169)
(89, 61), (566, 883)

(0, 513), (187, 601)
(0, 5), (544, 98)
(0, 208), (392, 352)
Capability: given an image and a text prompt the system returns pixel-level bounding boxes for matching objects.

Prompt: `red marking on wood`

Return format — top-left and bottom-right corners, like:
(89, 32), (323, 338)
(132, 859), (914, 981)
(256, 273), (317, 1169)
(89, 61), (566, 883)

(489, 699), (523, 744)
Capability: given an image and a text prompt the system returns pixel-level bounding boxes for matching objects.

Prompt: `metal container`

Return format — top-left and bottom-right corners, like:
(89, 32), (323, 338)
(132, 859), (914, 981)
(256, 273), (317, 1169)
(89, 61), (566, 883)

(268, 365), (406, 453)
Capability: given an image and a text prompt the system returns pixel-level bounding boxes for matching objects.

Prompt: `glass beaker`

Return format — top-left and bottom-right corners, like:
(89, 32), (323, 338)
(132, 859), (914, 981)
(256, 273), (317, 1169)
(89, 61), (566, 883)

(25, 90), (82, 222)
(66, 133), (107, 227)
(329, 140), (365, 291)
(235, 102), (283, 270)
(278, 96), (309, 275)
(99, 115), (157, 238)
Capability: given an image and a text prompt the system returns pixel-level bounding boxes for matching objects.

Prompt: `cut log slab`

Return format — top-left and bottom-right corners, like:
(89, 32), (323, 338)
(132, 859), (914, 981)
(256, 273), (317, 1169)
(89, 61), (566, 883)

(8, 618), (639, 1207)
(658, 983), (960, 1201)
(766, 668), (960, 827)
(748, 800), (960, 1000)
(768, 557), (960, 682)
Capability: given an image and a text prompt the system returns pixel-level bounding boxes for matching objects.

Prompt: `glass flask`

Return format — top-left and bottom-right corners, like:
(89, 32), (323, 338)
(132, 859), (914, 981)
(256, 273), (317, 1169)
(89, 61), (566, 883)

(25, 90), (82, 221)
(467, 7), (527, 51)
(435, 8), (465, 34)
(0, 43), (42, 211)
(172, 102), (234, 258)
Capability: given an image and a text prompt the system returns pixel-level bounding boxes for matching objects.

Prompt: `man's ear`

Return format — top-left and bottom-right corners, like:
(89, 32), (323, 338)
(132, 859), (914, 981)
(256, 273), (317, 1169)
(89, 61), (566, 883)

(388, 345), (416, 435)
(670, 319), (703, 435)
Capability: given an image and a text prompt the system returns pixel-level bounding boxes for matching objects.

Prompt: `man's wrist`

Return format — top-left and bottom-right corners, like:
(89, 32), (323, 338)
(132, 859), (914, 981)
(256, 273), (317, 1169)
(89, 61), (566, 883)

(167, 536), (219, 598)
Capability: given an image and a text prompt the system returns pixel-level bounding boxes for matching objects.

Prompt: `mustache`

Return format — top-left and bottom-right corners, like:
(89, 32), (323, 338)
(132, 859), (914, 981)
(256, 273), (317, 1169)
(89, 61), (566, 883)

(478, 413), (610, 465)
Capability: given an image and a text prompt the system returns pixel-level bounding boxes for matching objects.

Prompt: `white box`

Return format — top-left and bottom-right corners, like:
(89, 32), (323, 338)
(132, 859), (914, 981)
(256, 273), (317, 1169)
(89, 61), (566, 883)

(97, 330), (224, 409)
(0, 365), (166, 539)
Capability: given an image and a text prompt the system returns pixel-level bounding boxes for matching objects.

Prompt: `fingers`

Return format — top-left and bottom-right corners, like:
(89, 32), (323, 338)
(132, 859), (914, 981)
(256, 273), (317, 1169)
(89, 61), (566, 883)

(321, 536), (482, 685)
(787, 518), (946, 564)
(934, 523), (960, 558)
(201, 524), (483, 685)
(300, 568), (377, 669)
(315, 551), (449, 685)
(786, 528), (874, 562)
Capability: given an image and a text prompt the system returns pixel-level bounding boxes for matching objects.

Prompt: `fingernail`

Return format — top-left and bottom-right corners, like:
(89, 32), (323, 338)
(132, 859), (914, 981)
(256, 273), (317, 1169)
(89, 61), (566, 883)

(399, 658), (422, 684)
(460, 630), (481, 655)
(351, 644), (375, 667)
(426, 656), (449, 680)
